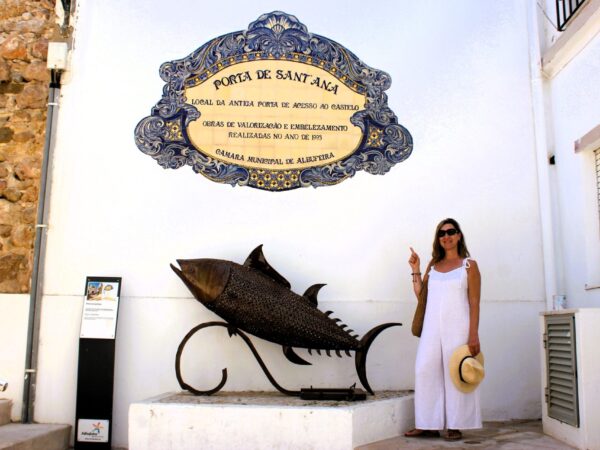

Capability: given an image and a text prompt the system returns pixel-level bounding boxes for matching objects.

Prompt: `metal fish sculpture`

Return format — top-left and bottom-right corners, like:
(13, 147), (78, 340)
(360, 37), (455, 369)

(171, 245), (401, 394)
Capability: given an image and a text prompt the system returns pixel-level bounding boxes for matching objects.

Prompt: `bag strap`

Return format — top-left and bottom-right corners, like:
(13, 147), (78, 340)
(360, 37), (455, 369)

(423, 260), (433, 282)
(416, 261), (434, 305)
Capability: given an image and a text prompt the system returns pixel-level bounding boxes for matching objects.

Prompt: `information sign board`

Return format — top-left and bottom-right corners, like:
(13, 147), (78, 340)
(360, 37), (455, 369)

(75, 277), (121, 450)
(80, 279), (120, 339)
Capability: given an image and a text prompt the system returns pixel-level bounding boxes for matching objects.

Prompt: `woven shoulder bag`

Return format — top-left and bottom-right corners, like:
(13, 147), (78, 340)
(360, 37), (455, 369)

(411, 262), (432, 337)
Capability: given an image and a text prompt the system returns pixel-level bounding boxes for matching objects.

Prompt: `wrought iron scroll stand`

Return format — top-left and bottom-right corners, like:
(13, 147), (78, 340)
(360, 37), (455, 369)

(175, 321), (368, 400)
(175, 321), (301, 396)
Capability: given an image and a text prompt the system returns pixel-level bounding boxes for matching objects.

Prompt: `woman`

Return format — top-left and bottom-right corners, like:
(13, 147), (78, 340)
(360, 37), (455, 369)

(404, 218), (482, 441)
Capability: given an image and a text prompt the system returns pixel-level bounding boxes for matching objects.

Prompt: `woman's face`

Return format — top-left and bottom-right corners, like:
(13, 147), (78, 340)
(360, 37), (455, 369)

(438, 223), (461, 252)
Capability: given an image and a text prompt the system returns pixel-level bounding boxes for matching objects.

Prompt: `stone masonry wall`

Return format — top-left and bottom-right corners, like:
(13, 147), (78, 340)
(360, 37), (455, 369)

(0, 1), (60, 293)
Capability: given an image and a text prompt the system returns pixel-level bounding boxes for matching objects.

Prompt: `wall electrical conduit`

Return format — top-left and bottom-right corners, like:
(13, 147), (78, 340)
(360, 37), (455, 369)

(21, 0), (72, 424)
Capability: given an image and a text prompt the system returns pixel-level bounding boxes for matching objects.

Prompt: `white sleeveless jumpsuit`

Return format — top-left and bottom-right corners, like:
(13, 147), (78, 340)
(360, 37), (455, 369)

(414, 258), (482, 430)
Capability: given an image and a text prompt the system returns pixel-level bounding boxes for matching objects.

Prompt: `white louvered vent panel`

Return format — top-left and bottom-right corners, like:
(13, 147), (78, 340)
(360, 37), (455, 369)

(545, 315), (579, 427)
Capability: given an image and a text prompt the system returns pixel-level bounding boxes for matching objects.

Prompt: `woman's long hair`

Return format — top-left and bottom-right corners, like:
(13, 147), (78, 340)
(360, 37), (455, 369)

(431, 218), (470, 263)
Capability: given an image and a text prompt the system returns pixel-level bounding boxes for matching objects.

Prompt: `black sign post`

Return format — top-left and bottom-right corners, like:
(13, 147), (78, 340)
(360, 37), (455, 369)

(74, 277), (121, 449)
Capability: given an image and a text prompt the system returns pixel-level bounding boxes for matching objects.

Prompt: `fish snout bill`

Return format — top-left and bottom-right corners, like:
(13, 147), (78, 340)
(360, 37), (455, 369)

(172, 258), (230, 304)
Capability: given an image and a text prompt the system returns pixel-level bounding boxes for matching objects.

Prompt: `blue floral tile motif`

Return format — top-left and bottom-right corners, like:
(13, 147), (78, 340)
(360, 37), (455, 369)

(134, 11), (413, 191)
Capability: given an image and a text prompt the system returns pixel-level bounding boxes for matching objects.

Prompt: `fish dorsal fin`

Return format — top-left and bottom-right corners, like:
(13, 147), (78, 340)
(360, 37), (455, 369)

(244, 245), (291, 289)
(283, 346), (311, 365)
(303, 283), (326, 307)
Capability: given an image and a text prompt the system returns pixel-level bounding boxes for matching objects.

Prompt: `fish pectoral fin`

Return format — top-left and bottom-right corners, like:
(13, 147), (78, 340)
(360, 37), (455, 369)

(283, 346), (312, 365)
(244, 245), (291, 289)
(303, 283), (326, 306)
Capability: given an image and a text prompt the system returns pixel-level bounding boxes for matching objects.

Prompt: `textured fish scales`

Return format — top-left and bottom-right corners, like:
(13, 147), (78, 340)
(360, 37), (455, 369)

(213, 264), (359, 350)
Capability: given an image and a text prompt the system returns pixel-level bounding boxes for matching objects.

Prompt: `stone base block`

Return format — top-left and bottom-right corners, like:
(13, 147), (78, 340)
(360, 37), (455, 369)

(129, 391), (414, 450)
(0, 400), (11, 426)
(0, 424), (71, 450)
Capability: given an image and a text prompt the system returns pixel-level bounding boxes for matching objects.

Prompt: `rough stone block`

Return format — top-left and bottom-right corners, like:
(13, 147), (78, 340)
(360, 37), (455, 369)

(0, 254), (27, 284)
(31, 39), (48, 59)
(10, 18), (45, 34)
(0, 399), (11, 426)
(0, 60), (9, 82)
(13, 131), (34, 143)
(0, 128), (14, 143)
(16, 83), (47, 109)
(0, 35), (27, 60)
(9, 111), (32, 122)
(14, 161), (38, 180)
(20, 186), (38, 203)
(0, 224), (12, 237)
(0, 82), (24, 94)
(0, 423), (71, 450)
(3, 188), (22, 203)
(23, 61), (49, 82)
(20, 207), (36, 225)
(9, 225), (34, 247)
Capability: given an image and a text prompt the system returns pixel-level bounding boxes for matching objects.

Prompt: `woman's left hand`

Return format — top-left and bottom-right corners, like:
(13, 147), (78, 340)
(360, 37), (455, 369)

(468, 334), (480, 356)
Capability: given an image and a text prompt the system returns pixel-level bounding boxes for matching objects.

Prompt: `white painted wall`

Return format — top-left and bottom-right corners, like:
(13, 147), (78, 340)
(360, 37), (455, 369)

(545, 28), (600, 307)
(535, 3), (600, 449)
(26, 0), (548, 447)
(0, 294), (29, 421)
(539, 0), (562, 51)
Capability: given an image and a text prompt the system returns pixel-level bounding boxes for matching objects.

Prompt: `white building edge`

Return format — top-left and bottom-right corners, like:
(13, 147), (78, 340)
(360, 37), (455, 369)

(1, 0), (599, 448)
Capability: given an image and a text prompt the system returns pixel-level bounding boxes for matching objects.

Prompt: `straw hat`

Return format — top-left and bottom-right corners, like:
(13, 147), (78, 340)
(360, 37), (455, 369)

(449, 345), (485, 393)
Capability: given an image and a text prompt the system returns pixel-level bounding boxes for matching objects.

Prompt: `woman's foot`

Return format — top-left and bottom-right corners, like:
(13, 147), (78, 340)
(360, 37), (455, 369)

(444, 429), (462, 441)
(404, 428), (440, 438)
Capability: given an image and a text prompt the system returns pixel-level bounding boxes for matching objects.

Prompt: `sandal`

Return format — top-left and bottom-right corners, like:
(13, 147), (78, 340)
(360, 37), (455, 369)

(444, 429), (462, 441)
(404, 429), (440, 438)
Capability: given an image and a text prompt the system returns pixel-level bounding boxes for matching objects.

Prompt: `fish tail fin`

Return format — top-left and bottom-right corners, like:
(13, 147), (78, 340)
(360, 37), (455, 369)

(355, 322), (402, 395)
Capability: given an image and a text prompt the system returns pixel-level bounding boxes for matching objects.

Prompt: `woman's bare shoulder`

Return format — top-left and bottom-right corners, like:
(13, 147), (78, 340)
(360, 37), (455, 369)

(466, 259), (479, 272)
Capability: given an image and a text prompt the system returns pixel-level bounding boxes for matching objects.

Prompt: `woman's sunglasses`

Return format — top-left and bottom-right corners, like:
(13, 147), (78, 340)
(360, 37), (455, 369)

(438, 228), (459, 238)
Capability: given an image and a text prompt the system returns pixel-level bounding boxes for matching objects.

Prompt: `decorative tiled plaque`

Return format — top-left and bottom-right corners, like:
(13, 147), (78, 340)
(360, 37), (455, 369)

(134, 11), (413, 191)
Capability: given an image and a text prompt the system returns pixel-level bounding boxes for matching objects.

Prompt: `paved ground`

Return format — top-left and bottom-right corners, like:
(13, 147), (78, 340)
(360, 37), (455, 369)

(356, 420), (576, 450)
(0, 423), (70, 450)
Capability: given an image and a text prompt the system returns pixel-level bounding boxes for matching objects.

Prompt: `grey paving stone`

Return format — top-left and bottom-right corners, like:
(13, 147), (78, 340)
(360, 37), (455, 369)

(355, 420), (576, 450)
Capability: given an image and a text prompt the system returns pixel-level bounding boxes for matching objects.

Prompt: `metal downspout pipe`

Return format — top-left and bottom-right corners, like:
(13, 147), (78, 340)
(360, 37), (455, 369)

(21, 69), (62, 423)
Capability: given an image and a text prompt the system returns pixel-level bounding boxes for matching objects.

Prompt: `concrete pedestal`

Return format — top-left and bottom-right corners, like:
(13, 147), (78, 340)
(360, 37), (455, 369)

(129, 391), (413, 450)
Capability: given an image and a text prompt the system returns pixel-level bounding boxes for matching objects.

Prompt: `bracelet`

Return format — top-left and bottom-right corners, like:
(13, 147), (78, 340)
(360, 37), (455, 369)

(411, 272), (421, 275)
